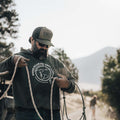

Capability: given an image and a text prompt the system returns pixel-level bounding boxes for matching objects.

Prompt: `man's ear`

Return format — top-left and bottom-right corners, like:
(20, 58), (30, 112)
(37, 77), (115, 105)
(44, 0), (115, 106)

(29, 37), (34, 43)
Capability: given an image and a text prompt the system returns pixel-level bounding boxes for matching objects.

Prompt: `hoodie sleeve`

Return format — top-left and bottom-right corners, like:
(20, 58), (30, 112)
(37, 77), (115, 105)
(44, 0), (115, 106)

(59, 64), (75, 93)
(55, 58), (75, 93)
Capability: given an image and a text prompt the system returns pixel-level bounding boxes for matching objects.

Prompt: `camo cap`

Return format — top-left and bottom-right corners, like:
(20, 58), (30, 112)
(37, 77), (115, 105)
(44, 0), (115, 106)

(31, 27), (54, 46)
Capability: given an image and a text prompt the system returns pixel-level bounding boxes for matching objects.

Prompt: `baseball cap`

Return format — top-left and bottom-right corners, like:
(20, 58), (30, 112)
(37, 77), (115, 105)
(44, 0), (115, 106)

(30, 27), (54, 46)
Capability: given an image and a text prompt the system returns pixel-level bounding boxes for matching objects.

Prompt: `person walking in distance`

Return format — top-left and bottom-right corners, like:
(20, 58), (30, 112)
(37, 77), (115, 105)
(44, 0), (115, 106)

(90, 95), (97, 120)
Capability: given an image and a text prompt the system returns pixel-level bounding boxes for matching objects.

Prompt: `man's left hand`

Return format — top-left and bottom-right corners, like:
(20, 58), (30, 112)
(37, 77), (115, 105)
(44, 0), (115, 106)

(55, 74), (70, 88)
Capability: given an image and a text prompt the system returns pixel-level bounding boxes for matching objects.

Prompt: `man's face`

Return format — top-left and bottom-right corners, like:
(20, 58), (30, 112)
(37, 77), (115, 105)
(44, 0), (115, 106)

(32, 40), (49, 59)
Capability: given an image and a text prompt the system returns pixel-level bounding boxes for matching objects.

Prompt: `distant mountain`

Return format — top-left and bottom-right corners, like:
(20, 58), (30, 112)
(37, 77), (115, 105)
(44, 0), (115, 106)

(72, 47), (117, 87)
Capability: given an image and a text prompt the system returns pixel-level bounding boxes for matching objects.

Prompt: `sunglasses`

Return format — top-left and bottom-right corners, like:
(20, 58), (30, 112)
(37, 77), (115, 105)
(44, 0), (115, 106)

(38, 43), (49, 48)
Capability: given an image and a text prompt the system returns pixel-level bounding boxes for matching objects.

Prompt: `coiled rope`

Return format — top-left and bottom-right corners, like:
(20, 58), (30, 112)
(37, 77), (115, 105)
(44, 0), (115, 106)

(0, 56), (87, 120)
(0, 57), (60, 120)
(50, 79), (87, 120)
(0, 57), (44, 120)
(75, 82), (86, 120)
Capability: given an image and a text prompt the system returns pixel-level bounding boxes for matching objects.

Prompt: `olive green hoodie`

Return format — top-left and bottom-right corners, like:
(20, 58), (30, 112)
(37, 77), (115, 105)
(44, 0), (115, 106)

(0, 49), (75, 110)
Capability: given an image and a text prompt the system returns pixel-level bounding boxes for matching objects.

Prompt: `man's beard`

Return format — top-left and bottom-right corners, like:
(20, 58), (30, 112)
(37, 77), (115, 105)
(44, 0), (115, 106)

(32, 43), (47, 59)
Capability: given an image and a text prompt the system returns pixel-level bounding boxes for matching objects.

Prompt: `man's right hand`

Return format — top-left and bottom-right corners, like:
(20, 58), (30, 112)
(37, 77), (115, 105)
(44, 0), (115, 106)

(13, 55), (30, 67)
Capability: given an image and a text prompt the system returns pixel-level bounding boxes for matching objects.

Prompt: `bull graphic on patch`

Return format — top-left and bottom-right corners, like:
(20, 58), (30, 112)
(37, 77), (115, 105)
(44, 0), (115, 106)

(32, 63), (54, 83)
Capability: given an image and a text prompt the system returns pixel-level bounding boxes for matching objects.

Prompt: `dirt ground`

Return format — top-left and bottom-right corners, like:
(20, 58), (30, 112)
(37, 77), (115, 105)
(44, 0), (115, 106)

(60, 93), (115, 120)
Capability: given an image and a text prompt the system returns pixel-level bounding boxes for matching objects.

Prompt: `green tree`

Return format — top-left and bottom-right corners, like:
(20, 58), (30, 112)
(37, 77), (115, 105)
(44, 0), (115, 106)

(51, 48), (79, 82)
(102, 49), (120, 119)
(0, 0), (19, 61)
(0, 42), (14, 61)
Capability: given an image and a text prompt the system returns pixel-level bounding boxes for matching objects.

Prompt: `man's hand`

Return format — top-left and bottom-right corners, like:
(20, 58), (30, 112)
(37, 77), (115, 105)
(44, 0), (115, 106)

(55, 74), (70, 88)
(13, 55), (30, 67)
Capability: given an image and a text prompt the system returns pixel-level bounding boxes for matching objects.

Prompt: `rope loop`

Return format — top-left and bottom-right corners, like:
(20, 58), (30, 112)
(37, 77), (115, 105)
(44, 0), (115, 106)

(0, 56), (87, 120)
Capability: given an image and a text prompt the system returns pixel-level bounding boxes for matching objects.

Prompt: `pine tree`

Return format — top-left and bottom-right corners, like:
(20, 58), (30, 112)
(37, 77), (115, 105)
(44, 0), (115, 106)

(102, 49), (120, 119)
(51, 48), (79, 82)
(0, 0), (19, 61)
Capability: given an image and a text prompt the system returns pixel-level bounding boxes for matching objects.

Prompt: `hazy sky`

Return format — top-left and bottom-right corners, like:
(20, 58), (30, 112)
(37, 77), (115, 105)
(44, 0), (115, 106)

(14, 0), (120, 59)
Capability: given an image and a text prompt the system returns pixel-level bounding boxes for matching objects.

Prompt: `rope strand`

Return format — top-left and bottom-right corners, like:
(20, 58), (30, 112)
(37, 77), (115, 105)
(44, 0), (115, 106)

(74, 82), (86, 120)
(0, 57), (22, 100)
(25, 66), (44, 120)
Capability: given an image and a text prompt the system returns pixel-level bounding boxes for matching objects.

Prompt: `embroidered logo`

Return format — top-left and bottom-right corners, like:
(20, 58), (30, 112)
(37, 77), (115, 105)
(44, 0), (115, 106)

(32, 63), (54, 83)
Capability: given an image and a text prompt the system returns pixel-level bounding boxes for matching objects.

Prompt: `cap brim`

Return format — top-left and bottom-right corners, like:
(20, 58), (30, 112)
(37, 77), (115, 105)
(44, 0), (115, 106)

(36, 39), (54, 47)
